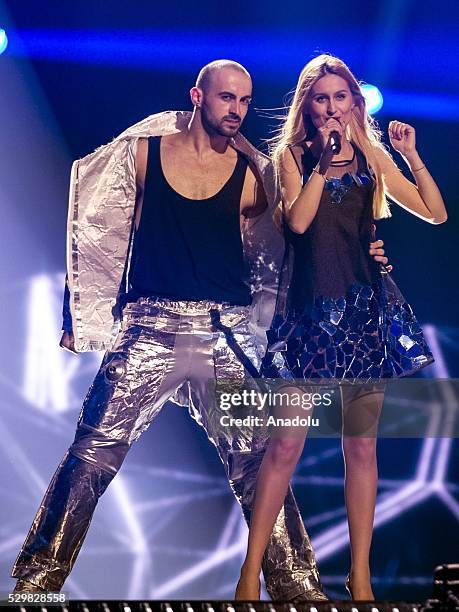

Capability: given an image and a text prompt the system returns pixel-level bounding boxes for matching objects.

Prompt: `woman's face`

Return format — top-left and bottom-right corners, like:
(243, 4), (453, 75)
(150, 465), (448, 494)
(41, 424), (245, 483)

(306, 73), (355, 131)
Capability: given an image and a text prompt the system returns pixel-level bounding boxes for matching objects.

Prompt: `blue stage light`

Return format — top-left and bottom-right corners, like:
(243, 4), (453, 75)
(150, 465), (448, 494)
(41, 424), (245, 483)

(0, 29), (8, 55)
(361, 83), (384, 114)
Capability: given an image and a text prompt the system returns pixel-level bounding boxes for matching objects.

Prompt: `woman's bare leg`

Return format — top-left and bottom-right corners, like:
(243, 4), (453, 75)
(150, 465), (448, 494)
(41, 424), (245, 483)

(341, 384), (384, 600)
(235, 386), (308, 600)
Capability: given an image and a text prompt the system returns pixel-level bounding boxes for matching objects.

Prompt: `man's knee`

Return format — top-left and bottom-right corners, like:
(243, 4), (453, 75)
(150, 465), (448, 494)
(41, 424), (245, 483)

(69, 424), (130, 475)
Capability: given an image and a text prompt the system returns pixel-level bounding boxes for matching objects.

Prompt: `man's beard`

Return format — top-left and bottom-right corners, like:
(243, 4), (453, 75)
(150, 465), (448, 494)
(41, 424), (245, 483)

(201, 106), (241, 138)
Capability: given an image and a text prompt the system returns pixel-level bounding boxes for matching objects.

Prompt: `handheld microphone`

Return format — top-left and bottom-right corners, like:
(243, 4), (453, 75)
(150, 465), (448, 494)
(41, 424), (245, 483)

(329, 130), (342, 155)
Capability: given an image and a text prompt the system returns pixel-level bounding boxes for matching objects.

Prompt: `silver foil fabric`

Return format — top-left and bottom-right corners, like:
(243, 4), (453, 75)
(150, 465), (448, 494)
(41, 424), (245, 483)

(12, 299), (323, 600)
(66, 111), (285, 353)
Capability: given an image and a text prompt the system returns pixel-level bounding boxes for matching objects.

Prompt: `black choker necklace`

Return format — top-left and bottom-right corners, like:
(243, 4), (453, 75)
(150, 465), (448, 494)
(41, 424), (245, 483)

(330, 147), (356, 167)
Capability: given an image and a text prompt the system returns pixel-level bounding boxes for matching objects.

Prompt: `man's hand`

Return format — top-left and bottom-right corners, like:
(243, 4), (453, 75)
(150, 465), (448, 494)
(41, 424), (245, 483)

(369, 239), (393, 273)
(59, 331), (77, 353)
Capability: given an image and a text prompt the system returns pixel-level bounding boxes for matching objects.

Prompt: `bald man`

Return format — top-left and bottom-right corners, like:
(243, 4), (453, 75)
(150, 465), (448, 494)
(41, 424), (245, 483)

(11, 60), (328, 601)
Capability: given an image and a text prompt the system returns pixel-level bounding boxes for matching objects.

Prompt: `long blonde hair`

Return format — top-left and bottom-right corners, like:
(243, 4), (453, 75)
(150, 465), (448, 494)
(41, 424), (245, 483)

(271, 54), (390, 219)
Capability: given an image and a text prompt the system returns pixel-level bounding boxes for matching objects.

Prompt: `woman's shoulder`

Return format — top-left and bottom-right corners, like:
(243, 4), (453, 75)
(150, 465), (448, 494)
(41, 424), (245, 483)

(365, 142), (394, 171)
(280, 141), (316, 174)
(279, 143), (303, 174)
(350, 141), (394, 175)
(288, 140), (311, 156)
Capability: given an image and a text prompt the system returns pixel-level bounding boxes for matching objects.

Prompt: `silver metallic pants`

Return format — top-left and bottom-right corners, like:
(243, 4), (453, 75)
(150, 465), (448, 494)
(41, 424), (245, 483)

(12, 298), (321, 599)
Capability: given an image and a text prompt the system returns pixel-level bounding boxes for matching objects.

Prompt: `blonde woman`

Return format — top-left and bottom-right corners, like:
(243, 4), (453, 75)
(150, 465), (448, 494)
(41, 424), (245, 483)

(235, 54), (447, 601)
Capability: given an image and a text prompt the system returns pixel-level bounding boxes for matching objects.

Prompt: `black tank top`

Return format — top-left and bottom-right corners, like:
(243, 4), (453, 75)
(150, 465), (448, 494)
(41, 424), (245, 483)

(127, 136), (251, 305)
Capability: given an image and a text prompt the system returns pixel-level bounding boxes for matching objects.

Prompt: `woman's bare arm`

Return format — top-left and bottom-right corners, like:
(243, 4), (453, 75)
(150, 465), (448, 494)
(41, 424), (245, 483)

(376, 121), (447, 224)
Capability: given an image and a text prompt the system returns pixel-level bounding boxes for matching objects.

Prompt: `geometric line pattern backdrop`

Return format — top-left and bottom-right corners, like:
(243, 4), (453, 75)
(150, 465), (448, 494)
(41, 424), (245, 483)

(0, 274), (457, 601)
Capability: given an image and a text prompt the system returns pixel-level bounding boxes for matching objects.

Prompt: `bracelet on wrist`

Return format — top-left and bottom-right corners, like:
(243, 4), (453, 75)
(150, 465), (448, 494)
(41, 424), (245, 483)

(412, 164), (426, 173)
(312, 167), (327, 183)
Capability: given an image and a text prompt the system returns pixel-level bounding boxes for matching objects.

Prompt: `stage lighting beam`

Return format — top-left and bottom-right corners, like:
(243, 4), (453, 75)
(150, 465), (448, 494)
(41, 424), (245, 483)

(0, 28), (8, 55)
(361, 83), (384, 114)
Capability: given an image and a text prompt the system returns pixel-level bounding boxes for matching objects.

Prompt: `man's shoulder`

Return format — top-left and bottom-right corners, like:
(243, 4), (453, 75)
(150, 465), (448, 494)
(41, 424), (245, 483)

(74, 111), (190, 165)
(114, 110), (190, 141)
(233, 133), (271, 163)
(232, 134), (273, 187)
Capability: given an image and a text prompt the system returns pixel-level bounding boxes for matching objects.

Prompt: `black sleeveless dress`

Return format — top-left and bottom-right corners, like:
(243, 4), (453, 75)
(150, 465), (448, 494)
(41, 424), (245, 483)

(265, 144), (434, 380)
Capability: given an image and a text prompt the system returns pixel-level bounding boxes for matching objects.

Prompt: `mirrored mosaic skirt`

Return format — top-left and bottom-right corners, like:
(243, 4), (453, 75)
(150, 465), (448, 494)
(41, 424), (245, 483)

(266, 272), (434, 380)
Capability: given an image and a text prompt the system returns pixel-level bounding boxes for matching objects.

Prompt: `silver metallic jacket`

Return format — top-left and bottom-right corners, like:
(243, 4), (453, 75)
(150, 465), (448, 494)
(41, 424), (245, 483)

(66, 110), (285, 352)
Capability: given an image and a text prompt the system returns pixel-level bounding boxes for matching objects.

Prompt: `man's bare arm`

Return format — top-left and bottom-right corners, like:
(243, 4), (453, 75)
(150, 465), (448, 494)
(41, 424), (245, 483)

(240, 161), (268, 220)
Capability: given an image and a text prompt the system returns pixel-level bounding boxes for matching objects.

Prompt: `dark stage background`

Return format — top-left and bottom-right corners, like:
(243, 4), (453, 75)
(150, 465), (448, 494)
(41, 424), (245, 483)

(0, 0), (458, 602)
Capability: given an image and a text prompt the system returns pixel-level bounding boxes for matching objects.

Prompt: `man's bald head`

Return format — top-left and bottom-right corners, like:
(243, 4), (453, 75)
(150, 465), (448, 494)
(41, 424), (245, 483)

(196, 60), (251, 93)
(190, 59), (252, 138)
